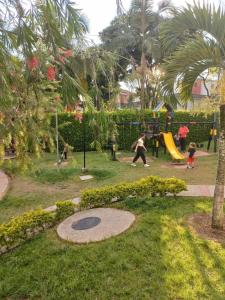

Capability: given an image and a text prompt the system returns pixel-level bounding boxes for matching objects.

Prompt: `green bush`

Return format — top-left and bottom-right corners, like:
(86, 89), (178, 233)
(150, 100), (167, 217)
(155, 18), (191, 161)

(0, 210), (55, 254)
(0, 200), (75, 255)
(80, 176), (187, 208)
(52, 110), (214, 151)
(56, 200), (75, 221)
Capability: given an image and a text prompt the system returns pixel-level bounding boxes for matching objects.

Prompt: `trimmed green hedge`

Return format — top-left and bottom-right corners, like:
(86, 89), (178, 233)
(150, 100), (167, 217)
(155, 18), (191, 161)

(0, 200), (75, 255)
(52, 110), (213, 151)
(80, 176), (187, 208)
(55, 200), (75, 221)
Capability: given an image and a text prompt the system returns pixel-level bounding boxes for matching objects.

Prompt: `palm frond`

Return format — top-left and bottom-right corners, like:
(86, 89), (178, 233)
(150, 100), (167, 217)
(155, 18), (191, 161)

(160, 2), (225, 54)
(161, 35), (222, 102)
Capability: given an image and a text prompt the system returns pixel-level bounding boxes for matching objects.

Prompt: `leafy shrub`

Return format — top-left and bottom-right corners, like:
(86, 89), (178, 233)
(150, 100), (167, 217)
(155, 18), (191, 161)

(0, 200), (75, 255)
(56, 200), (75, 220)
(53, 110), (213, 151)
(0, 210), (55, 254)
(80, 176), (187, 208)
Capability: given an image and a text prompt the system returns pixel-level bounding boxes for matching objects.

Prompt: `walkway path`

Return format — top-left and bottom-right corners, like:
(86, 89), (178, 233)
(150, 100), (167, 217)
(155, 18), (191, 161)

(0, 171), (9, 201)
(180, 185), (225, 197)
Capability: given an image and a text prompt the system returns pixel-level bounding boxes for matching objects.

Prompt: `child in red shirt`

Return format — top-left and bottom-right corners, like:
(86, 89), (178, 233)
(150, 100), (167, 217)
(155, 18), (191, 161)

(187, 142), (196, 169)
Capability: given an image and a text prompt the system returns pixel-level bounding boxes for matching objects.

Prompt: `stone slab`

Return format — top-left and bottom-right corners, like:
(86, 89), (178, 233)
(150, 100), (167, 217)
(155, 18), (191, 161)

(72, 197), (81, 205)
(79, 175), (94, 181)
(57, 208), (135, 244)
(0, 171), (10, 201)
(179, 185), (225, 198)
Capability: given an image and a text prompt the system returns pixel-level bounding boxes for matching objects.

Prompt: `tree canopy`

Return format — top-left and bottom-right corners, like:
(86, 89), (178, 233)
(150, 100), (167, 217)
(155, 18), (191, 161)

(100, 0), (173, 108)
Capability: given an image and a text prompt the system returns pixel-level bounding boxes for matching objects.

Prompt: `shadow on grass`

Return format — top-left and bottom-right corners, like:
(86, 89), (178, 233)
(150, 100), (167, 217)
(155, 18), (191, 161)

(31, 167), (80, 183)
(185, 231), (225, 299)
(0, 197), (225, 299)
(31, 167), (116, 184)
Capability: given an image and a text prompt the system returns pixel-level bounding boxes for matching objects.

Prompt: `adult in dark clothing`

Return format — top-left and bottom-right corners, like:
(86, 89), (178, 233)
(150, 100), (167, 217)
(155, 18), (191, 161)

(131, 134), (149, 167)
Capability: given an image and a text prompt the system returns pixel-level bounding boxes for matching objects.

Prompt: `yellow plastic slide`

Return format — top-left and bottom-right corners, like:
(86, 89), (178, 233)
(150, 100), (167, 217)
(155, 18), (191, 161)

(163, 132), (185, 160)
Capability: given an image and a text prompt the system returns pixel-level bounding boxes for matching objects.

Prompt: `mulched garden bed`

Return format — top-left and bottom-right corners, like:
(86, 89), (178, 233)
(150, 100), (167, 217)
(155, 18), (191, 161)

(187, 213), (225, 243)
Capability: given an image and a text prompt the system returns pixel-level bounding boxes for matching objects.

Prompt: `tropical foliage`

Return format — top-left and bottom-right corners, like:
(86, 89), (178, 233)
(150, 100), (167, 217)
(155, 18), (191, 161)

(0, 0), (89, 167)
(101, 0), (173, 108)
(0, 0), (120, 167)
(160, 2), (225, 229)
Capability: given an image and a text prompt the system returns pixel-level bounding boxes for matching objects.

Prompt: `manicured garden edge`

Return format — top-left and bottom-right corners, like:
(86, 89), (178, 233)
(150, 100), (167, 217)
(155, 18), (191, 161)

(0, 176), (187, 255)
(0, 200), (75, 255)
(80, 176), (187, 208)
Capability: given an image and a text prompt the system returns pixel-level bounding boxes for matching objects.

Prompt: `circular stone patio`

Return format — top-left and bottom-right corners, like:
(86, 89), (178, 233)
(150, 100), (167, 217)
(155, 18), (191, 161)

(57, 208), (135, 244)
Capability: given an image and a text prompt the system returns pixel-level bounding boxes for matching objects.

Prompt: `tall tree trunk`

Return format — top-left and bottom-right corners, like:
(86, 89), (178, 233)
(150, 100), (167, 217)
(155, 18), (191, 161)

(140, 53), (146, 109)
(212, 104), (225, 229)
(140, 0), (146, 109)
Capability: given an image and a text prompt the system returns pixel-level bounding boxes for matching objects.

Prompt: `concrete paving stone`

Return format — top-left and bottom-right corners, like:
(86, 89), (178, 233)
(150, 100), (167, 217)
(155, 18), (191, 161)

(57, 208), (135, 244)
(79, 175), (94, 181)
(0, 171), (10, 201)
(179, 185), (225, 198)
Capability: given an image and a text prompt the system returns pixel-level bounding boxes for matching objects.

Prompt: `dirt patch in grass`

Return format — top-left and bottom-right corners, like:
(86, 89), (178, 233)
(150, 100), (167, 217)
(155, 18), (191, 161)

(119, 156), (153, 163)
(31, 168), (80, 184)
(89, 169), (116, 180)
(187, 213), (225, 243)
(161, 163), (187, 169)
(181, 150), (213, 158)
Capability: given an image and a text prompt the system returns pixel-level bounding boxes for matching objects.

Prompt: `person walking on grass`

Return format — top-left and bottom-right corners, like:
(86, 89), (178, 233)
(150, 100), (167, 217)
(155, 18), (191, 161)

(131, 133), (149, 167)
(187, 142), (196, 169)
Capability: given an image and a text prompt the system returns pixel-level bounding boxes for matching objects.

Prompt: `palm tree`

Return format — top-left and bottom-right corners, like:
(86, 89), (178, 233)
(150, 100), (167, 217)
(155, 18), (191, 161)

(116, 0), (125, 15)
(160, 2), (225, 229)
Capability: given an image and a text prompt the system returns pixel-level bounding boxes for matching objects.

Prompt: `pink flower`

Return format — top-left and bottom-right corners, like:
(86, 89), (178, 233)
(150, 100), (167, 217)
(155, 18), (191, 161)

(47, 66), (56, 81)
(27, 56), (39, 70)
(58, 55), (65, 64)
(64, 49), (73, 57)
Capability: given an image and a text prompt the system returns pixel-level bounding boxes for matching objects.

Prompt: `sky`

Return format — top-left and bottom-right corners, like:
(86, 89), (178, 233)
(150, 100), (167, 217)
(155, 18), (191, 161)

(75, 0), (222, 44)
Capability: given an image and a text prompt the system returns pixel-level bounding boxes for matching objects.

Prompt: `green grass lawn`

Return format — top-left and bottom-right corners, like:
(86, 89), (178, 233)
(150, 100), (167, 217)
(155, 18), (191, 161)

(0, 196), (225, 300)
(0, 149), (218, 223)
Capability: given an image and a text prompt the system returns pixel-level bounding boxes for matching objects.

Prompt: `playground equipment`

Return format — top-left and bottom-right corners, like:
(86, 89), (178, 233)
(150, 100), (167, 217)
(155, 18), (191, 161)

(163, 132), (185, 160)
(116, 104), (218, 161)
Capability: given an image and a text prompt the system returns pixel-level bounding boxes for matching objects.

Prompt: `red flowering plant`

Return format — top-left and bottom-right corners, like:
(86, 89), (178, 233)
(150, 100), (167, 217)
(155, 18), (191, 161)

(0, 0), (89, 169)
(47, 66), (56, 81)
(55, 47), (74, 65)
(27, 56), (39, 71)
